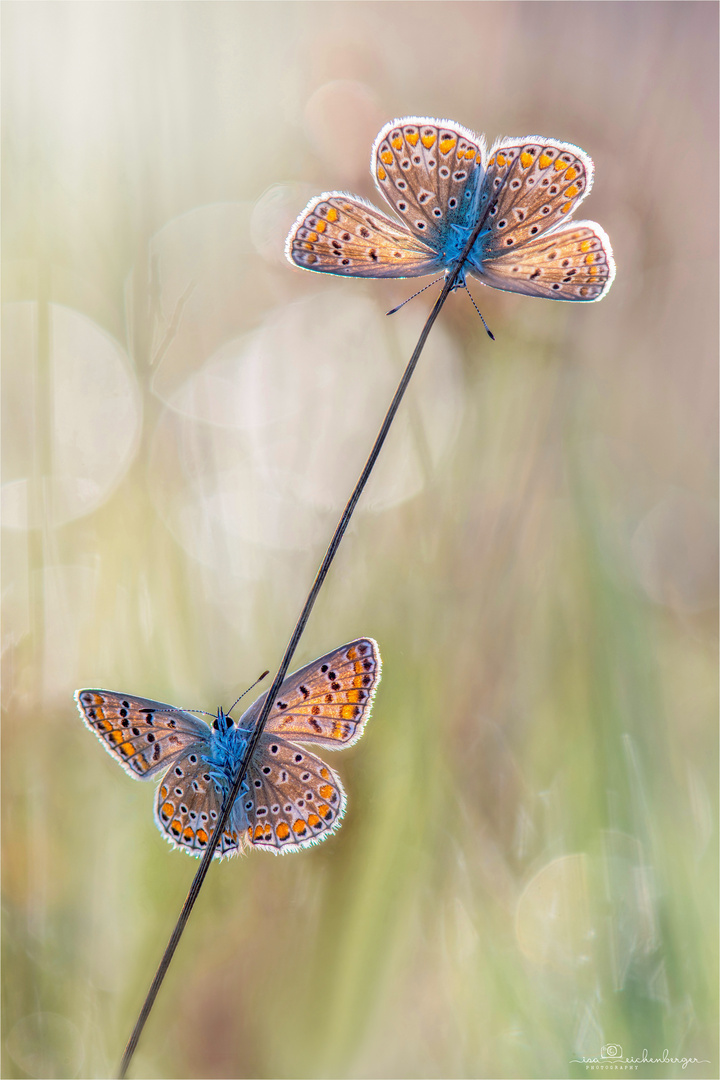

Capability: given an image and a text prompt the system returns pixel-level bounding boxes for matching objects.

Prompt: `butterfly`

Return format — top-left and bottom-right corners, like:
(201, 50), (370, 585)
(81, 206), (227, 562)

(286, 115), (615, 302)
(75, 639), (381, 858)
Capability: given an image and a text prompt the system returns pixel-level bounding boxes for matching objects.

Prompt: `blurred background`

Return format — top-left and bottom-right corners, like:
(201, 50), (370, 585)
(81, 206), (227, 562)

(2, 3), (717, 1078)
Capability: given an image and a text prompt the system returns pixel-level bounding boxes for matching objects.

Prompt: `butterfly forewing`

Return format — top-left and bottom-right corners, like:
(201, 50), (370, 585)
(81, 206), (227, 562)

(240, 638), (381, 748)
(241, 735), (346, 853)
(286, 193), (441, 278)
(474, 220), (615, 301)
(478, 138), (594, 260)
(372, 118), (486, 248)
(154, 751), (243, 859)
(75, 689), (210, 780)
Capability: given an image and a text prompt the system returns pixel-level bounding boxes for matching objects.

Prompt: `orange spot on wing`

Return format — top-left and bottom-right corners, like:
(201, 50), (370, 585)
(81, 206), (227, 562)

(161, 801), (174, 821)
(580, 239), (592, 252)
(326, 206), (338, 223)
(317, 803), (332, 819)
(561, 202), (572, 214)
(276, 822), (290, 840)
(538, 153), (551, 169)
(391, 137), (402, 150)
(160, 785), (168, 800)
(463, 148), (475, 159)
(253, 825), (265, 841)
(421, 133), (436, 148)
(197, 829), (208, 845)
(170, 820), (182, 837)
(406, 131), (419, 147)
(496, 152), (506, 167)
(341, 705), (358, 720)
(183, 827), (194, 843)
(554, 158), (567, 170)
(377, 165), (387, 181)
(292, 819), (307, 835)
(119, 741), (135, 757)
(308, 814), (321, 828)
(565, 185), (579, 198)
(585, 253), (597, 264)
(109, 730), (123, 744)
(564, 166), (578, 181)
(315, 219), (326, 233)
(320, 767), (329, 779)
(319, 784), (334, 801)
(520, 151), (533, 168)
(439, 137), (457, 155)
(96, 719), (112, 732)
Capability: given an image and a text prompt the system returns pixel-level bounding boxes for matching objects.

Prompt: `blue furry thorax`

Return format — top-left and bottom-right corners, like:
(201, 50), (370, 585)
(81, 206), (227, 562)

(200, 710), (253, 796)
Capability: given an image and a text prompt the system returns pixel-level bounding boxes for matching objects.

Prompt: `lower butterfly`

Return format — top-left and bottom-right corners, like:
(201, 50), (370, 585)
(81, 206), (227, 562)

(286, 115), (615, 302)
(76, 639), (381, 858)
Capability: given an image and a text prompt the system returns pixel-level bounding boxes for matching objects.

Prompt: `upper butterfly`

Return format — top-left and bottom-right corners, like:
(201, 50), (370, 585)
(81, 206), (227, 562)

(286, 116), (615, 302)
(75, 639), (381, 859)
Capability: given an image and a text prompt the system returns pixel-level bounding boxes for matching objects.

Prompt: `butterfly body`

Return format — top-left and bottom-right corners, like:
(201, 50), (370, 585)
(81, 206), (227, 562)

(76, 638), (381, 858)
(287, 117), (615, 302)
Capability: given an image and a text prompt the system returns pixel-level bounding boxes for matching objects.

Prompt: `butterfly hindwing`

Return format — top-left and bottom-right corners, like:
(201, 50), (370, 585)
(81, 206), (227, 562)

(477, 138), (594, 261)
(154, 750), (243, 859)
(75, 689), (210, 780)
(286, 193), (441, 278)
(372, 117), (486, 248)
(239, 638), (381, 748)
(240, 735), (346, 853)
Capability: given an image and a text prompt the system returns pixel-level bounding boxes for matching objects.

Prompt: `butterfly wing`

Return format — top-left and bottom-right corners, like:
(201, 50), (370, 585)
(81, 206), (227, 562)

(154, 750), (244, 859)
(471, 220), (615, 301)
(371, 117), (486, 249)
(75, 689), (210, 780)
(239, 735), (346, 853)
(238, 638), (381, 749)
(475, 137), (595, 261)
(286, 192), (442, 278)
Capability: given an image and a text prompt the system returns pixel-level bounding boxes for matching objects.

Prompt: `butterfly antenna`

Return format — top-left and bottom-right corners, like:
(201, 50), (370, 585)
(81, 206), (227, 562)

(386, 276), (444, 316)
(227, 670), (270, 717)
(463, 283), (495, 340)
